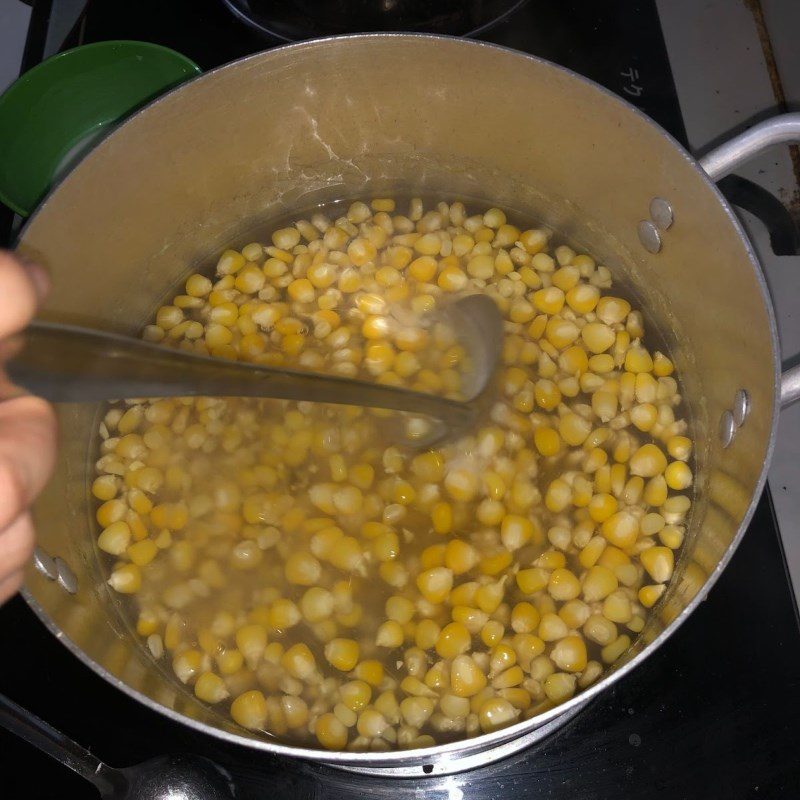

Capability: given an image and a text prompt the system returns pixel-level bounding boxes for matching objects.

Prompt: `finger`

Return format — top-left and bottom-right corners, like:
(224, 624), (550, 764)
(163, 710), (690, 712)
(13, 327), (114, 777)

(0, 251), (48, 340)
(0, 396), (57, 529)
(0, 569), (24, 605)
(0, 512), (35, 578)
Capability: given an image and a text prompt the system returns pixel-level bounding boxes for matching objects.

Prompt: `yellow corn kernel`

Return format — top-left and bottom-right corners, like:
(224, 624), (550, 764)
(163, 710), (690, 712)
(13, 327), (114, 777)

(444, 539), (479, 575)
(416, 567), (453, 604)
(659, 524), (684, 549)
(348, 463), (375, 490)
(575, 536), (605, 570)
(532, 286), (565, 315)
(591, 390), (618, 423)
(581, 322), (615, 354)
(638, 584), (666, 608)
(624, 344), (653, 373)
(511, 633), (546, 670)
(476, 621), (503, 649)
(543, 672), (577, 703)
(517, 228), (546, 255)
(311, 525), (344, 559)
(516, 567), (549, 595)
(538, 613), (568, 642)
(474, 497), (503, 527)
(498, 514), (532, 551)
(379, 561), (408, 588)
(284, 551), (322, 585)
(550, 635), (588, 673)
(545, 317), (580, 349)
(559, 413), (592, 446)
(547, 568), (581, 601)
(371, 198), (395, 213)
(667, 435), (693, 461)
(438, 264), (468, 291)
(136, 609), (159, 637)
(478, 549), (512, 576)
(450, 655), (487, 698)
(127, 538), (158, 567)
(601, 511), (639, 549)
(235, 624), (267, 669)
(376, 619), (405, 648)
(339, 680), (372, 713)
(216, 648), (244, 676)
(560, 345), (590, 376)
(96, 498), (127, 528)
(386, 595), (415, 624)
(603, 589), (633, 624)
(107, 563), (141, 594)
(665, 461), (693, 490)
(510, 601), (539, 634)
(324, 638), (360, 672)
(436, 622), (471, 659)
(420, 544), (445, 570)
(230, 690), (267, 730)
(444, 469), (478, 502)
(172, 648), (203, 684)
(534, 426), (561, 456)
(195, 672), (230, 704)
(640, 546), (675, 583)
(534, 379), (561, 410)
(491, 663), (525, 690)
(411, 451), (445, 482)
(329, 536), (363, 570)
(652, 351), (674, 376)
(92, 475), (118, 501)
(582, 564), (619, 602)
(629, 443), (668, 477)
(586, 491), (616, 523)
(356, 707), (389, 738)
(556, 597), (589, 629)
(281, 643), (315, 679)
(601, 634), (631, 664)
(355, 660), (384, 687)
(565, 283), (600, 314)
(630, 471), (663, 509)
(268, 599), (301, 631)
(97, 521), (131, 556)
(545, 478), (572, 513)
(315, 712), (348, 750)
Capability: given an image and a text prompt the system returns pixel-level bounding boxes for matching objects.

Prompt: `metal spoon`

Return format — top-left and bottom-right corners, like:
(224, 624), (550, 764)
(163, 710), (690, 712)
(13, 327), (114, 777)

(0, 692), (234, 800)
(6, 294), (502, 443)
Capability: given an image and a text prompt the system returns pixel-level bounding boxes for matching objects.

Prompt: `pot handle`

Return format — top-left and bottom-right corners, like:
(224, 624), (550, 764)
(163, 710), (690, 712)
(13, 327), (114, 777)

(698, 113), (800, 410)
(698, 113), (800, 181)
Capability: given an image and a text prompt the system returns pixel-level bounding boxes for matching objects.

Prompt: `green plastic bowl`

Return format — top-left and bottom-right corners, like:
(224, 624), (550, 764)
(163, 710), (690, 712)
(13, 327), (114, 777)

(0, 40), (200, 216)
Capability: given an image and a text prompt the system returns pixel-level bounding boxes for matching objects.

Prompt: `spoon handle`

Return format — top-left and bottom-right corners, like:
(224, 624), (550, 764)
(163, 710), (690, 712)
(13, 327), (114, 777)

(0, 691), (122, 794)
(7, 320), (473, 428)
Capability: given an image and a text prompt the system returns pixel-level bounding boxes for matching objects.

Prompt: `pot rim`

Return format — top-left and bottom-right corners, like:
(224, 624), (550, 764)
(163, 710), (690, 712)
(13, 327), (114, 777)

(19, 31), (782, 769)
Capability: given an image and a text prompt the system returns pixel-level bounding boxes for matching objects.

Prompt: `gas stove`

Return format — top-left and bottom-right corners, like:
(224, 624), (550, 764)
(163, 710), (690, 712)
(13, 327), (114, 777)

(1, 2), (799, 798)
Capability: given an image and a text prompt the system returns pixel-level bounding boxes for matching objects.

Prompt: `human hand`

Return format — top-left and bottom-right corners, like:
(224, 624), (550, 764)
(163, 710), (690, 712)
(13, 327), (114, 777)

(0, 251), (57, 604)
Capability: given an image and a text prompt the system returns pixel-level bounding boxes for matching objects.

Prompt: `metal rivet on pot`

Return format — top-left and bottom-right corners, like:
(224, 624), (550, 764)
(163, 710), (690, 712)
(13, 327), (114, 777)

(719, 410), (736, 448)
(54, 557), (78, 594)
(649, 197), (674, 230)
(733, 389), (750, 427)
(637, 220), (662, 254)
(33, 546), (58, 580)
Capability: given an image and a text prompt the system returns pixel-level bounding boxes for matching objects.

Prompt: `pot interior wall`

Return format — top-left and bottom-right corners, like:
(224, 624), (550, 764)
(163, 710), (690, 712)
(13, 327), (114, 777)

(18, 36), (777, 762)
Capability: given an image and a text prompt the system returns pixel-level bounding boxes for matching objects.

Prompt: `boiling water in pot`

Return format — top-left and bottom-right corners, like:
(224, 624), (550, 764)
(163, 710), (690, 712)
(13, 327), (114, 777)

(89, 196), (695, 752)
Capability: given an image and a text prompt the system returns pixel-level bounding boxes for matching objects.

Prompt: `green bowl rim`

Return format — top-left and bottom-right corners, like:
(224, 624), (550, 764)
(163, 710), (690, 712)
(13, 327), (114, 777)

(0, 40), (202, 216)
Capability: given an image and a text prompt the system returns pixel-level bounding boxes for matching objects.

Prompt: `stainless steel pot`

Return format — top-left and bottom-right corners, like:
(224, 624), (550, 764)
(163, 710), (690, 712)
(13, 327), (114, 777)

(15, 34), (800, 777)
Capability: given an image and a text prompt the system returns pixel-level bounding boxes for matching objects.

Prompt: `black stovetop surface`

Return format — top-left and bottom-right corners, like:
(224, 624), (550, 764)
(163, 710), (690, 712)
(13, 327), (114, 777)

(2, 1), (799, 797)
